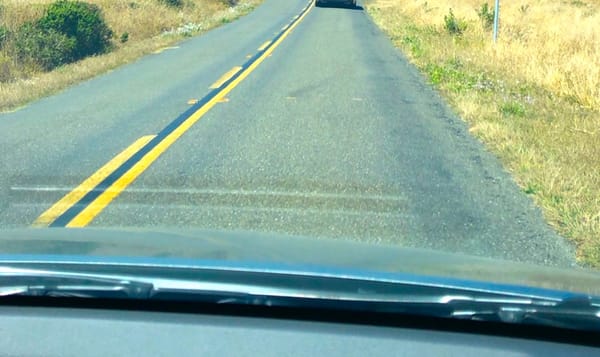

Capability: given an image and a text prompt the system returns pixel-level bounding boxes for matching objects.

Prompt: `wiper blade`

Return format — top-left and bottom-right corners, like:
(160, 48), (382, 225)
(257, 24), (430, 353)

(1, 264), (599, 331)
(0, 266), (153, 299)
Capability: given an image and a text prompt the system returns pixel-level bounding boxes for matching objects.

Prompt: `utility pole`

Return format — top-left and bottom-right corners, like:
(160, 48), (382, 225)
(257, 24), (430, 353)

(493, 0), (500, 42)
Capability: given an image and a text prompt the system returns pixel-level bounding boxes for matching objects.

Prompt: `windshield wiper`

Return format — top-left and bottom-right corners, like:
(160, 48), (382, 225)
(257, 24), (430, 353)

(429, 294), (600, 331)
(0, 267), (153, 299)
(1, 265), (599, 331)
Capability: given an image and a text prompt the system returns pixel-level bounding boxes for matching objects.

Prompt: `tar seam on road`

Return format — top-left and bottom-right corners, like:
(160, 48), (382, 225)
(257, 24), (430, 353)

(34, 1), (315, 228)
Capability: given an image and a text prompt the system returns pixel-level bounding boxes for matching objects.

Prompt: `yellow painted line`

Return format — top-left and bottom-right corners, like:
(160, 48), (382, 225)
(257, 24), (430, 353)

(32, 135), (156, 227)
(64, 4), (314, 227)
(209, 66), (243, 89)
(258, 40), (272, 51)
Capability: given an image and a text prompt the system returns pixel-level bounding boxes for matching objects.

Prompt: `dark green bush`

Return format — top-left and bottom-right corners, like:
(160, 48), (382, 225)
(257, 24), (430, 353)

(37, 0), (113, 61)
(444, 9), (467, 35)
(14, 22), (76, 70)
(11, 1), (113, 71)
(159, 0), (184, 7)
(120, 32), (129, 43)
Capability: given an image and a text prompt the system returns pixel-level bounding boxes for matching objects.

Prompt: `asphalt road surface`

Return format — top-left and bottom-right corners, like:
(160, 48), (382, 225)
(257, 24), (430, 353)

(0, 0), (575, 266)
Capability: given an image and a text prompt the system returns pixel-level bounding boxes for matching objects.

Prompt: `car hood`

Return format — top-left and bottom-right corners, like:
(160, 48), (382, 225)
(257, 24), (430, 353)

(0, 227), (598, 295)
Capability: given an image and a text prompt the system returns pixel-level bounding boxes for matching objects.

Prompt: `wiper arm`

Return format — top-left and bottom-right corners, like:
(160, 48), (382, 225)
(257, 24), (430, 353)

(448, 295), (600, 331)
(0, 267), (153, 299)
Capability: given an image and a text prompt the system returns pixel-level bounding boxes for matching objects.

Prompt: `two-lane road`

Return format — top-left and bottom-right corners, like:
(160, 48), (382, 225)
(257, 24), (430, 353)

(0, 0), (575, 266)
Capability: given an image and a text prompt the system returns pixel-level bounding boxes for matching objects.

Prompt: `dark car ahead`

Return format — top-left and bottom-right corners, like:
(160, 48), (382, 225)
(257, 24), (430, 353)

(316, 0), (357, 7)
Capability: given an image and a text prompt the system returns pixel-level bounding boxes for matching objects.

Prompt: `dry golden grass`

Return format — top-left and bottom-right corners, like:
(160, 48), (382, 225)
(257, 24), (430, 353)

(0, 0), (261, 110)
(369, 0), (600, 108)
(366, 0), (600, 267)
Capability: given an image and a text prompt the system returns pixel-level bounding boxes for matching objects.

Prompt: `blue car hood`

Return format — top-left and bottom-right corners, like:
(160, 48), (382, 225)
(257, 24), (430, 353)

(0, 227), (598, 295)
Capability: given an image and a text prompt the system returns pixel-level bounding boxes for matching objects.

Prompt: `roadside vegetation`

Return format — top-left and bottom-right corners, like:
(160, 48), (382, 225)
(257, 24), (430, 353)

(0, 0), (261, 111)
(365, 0), (600, 267)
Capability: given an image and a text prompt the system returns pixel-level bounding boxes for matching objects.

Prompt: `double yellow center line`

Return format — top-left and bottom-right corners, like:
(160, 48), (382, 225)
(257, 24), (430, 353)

(33, 1), (315, 228)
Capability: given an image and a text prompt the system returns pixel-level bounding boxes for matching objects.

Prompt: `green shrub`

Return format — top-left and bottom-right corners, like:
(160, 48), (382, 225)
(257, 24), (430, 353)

(37, 0), (113, 61)
(14, 22), (76, 70)
(425, 59), (478, 94)
(401, 34), (423, 58)
(11, 1), (113, 71)
(159, 0), (184, 7)
(499, 101), (526, 117)
(120, 32), (129, 43)
(444, 9), (467, 35)
(0, 26), (9, 49)
(477, 3), (495, 31)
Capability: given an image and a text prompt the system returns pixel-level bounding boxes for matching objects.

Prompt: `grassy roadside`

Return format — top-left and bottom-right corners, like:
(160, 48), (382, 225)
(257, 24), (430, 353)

(364, 0), (600, 267)
(0, 0), (262, 112)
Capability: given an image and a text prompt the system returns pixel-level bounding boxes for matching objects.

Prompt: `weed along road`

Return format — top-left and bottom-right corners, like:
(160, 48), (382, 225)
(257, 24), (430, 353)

(0, 0), (575, 267)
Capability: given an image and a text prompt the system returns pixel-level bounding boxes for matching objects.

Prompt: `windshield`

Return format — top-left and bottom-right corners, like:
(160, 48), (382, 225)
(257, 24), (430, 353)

(0, 0), (598, 327)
